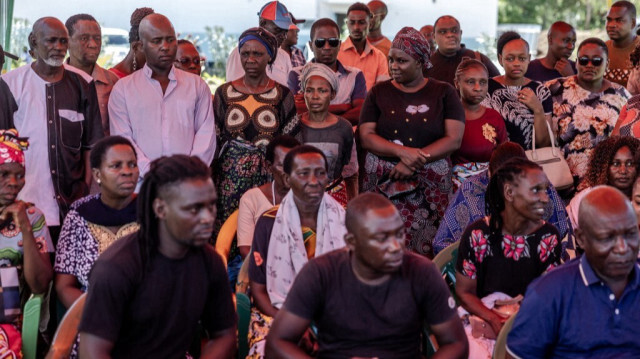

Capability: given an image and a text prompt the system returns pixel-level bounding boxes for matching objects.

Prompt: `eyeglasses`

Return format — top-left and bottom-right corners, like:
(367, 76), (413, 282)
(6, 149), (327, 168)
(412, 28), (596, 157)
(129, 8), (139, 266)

(314, 38), (340, 48)
(611, 160), (635, 169)
(578, 56), (604, 67)
(175, 57), (201, 66)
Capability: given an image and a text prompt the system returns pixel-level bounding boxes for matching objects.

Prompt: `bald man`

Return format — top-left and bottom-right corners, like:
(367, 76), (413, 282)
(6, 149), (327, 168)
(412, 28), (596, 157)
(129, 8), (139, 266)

(109, 13), (215, 185)
(525, 21), (577, 82)
(0, 17), (102, 235)
(420, 24), (436, 52)
(367, 1), (391, 56)
(266, 193), (468, 358)
(507, 186), (640, 358)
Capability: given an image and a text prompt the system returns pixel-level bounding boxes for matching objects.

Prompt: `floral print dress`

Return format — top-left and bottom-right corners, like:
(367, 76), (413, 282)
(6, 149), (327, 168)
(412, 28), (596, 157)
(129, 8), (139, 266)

(546, 76), (630, 187)
(455, 218), (562, 298)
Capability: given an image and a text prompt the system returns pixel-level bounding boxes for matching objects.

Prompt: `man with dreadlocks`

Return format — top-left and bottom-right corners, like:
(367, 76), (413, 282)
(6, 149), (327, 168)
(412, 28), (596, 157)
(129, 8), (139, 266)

(78, 155), (236, 358)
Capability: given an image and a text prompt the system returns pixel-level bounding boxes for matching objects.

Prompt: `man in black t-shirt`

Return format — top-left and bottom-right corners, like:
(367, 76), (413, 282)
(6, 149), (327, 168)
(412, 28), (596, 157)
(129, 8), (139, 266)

(525, 21), (577, 83)
(266, 193), (468, 358)
(78, 155), (236, 358)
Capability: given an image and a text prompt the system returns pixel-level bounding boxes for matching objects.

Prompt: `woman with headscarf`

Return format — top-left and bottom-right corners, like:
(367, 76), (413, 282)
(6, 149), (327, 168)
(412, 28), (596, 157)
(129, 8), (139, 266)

(359, 27), (465, 257)
(213, 27), (298, 280)
(294, 62), (358, 206)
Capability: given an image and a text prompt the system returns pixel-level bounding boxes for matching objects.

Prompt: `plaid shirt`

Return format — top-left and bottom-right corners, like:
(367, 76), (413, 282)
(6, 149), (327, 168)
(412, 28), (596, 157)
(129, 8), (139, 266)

(289, 46), (306, 68)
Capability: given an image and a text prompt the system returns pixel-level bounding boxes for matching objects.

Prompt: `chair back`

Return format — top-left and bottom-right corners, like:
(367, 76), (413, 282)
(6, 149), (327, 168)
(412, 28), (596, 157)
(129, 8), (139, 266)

(493, 313), (517, 359)
(22, 293), (43, 359)
(236, 292), (251, 359)
(432, 241), (460, 303)
(215, 210), (239, 267)
(45, 293), (87, 359)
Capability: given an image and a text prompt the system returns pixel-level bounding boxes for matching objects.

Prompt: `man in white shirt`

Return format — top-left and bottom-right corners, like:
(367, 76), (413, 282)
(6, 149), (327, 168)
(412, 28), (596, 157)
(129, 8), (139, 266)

(109, 13), (216, 184)
(225, 1), (293, 86)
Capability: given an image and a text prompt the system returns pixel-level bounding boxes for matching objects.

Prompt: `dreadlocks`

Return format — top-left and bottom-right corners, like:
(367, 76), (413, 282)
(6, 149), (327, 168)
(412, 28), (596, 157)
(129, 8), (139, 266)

(137, 155), (211, 270)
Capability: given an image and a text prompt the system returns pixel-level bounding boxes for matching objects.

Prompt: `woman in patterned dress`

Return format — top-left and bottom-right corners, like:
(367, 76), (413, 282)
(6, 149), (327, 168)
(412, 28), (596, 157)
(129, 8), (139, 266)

(455, 158), (562, 357)
(213, 27), (298, 280)
(546, 37), (631, 189)
(55, 136), (139, 309)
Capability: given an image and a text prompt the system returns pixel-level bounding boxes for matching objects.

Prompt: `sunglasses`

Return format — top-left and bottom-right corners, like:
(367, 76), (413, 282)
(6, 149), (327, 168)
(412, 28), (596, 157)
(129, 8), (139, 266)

(577, 56), (604, 67)
(314, 38), (340, 48)
(175, 57), (201, 66)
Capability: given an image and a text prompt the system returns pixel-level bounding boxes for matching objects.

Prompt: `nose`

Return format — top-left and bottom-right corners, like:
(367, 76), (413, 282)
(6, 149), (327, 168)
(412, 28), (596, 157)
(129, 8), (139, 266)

(6, 175), (18, 187)
(388, 236), (402, 252)
(200, 207), (216, 225)
(88, 37), (99, 48)
(473, 82), (481, 91)
(613, 235), (630, 254)
(567, 42), (574, 50)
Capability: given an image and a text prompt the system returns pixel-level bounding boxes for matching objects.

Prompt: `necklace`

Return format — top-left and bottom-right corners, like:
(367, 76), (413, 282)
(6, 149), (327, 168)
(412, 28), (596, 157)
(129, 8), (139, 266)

(243, 77), (271, 94)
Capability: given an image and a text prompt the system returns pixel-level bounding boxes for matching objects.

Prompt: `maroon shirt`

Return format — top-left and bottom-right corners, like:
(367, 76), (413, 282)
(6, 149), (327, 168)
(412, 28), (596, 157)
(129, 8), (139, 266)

(452, 107), (507, 164)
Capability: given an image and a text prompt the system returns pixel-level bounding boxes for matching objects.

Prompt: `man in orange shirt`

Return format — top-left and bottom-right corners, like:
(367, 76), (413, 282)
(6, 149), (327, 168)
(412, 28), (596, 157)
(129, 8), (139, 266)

(367, 1), (392, 56)
(338, 2), (389, 90)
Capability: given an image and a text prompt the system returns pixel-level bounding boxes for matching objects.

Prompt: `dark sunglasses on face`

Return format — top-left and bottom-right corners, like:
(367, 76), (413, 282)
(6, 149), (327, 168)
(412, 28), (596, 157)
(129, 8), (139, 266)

(578, 56), (604, 67)
(314, 38), (340, 48)
(175, 57), (201, 66)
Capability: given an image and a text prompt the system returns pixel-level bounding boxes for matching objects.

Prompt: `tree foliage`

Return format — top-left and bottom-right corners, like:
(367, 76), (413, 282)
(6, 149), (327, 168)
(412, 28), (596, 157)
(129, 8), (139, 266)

(499, 0), (610, 30)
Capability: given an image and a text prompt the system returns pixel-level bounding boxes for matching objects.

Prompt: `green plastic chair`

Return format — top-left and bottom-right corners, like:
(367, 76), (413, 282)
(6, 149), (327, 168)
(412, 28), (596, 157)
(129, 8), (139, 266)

(236, 292), (251, 359)
(493, 313), (517, 359)
(22, 293), (43, 359)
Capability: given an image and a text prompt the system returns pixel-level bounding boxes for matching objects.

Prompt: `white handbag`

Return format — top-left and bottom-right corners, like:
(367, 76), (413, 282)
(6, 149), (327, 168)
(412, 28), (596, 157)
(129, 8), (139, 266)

(525, 121), (574, 190)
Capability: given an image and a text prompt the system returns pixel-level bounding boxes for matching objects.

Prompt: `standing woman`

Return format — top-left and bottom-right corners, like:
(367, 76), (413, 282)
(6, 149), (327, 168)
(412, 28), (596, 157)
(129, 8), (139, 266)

(109, 7), (154, 78)
(452, 58), (507, 187)
(547, 38), (631, 188)
(213, 27), (298, 266)
(485, 31), (552, 150)
(360, 27), (465, 257)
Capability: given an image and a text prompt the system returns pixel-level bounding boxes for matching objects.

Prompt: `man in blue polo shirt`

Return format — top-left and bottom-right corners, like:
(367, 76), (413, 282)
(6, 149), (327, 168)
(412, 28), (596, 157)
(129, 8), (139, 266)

(507, 185), (640, 358)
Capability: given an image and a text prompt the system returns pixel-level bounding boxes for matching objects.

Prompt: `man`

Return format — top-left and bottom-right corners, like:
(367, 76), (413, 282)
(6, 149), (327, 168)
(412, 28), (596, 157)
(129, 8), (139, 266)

(338, 2), (389, 90)
(266, 192), (468, 358)
(525, 21), (577, 83)
(281, 13), (306, 68)
(433, 142), (571, 255)
(65, 14), (120, 135)
(426, 15), (500, 86)
(109, 14), (216, 185)
(174, 39), (202, 76)
(78, 155), (236, 358)
(248, 145), (347, 356)
(605, 1), (639, 87)
(287, 18), (366, 125)
(225, 1), (294, 86)
(367, 0), (392, 56)
(0, 17), (103, 234)
(507, 186), (640, 357)
(420, 24), (436, 52)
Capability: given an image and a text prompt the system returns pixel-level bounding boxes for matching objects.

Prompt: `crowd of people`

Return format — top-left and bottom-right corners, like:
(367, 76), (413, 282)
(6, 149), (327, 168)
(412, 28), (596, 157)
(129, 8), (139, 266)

(0, 0), (639, 357)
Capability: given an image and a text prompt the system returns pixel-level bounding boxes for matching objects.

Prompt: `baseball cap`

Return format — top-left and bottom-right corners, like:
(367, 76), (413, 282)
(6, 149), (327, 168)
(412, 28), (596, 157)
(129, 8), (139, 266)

(258, 1), (293, 30)
(288, 13), (305, 30)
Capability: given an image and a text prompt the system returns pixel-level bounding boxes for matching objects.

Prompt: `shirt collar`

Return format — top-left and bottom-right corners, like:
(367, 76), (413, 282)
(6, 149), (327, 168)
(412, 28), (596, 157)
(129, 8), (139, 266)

(579, 255), (640, 288)
(310, 59), (349, 75)
(142, 63), (176, 81)
(91, 64), (109, 85)
(342, 37), (374, 55)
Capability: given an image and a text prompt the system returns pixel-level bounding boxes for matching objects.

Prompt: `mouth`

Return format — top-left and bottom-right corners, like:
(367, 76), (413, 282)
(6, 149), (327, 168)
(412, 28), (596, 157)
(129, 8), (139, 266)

(119, 181), (136, 190)
(386, 256), (403, 269)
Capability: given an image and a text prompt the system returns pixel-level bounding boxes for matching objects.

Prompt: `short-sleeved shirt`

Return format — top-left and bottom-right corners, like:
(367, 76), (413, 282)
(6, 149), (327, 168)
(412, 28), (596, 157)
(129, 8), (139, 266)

(287, 60), (366, 106)
(605, 37), (640, 87)
(425, 47), (501, 86)
(359, 79), (464, 151)
(456, 218), (562, 298)
(483, 78), (552, 150)
(283, 249), (457, 359)
(369, 36), (392, 57)
(507, 257), (640, 358)
(524, 58), (576, 83)
(337, 37), (389, 91)
(295, 117), (354, 180)
(79, 234), (236, 358)
(452, 107), (507, 164)
(237, 187), (273, 248)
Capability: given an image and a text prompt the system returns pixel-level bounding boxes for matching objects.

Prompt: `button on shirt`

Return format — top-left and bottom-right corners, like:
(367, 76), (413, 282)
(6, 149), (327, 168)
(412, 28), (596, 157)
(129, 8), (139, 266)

(337, 37), (389, 91)
(109, 64), (216, 180)
(507, 256), (640, 358)
(287, 60), (366, 105)
(225, 46), (292, 87)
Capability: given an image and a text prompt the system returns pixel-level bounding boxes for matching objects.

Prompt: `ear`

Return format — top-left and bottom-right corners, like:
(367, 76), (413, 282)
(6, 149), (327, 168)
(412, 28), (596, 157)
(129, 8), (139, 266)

(283, 172), (291, 189)
(133, 40), (143, 52)
(344, 232), (356, 250)
(28, 33), (37, 49)
(91, 168), (101, 184)
(153, 197), (167, 220)
(503, 182), (514, 203)
(574, 228), (586, 250)
(331, 91), (336, 101)
(498, 53), (503, 67)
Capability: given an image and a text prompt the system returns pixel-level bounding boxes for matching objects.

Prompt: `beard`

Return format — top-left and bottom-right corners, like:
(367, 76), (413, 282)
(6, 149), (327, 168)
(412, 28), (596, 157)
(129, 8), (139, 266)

(42, 57), (64, 67)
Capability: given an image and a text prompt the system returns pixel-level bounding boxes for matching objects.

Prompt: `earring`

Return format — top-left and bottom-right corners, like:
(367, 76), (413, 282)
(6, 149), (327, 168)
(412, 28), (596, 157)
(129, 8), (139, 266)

(132, 55), (137, 72)
(96, 179), (101, 185)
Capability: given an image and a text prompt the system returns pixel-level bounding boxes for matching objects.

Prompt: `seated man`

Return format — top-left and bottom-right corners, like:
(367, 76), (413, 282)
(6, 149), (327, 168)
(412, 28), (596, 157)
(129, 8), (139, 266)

(266, 193), (468, 358)
(78, 155), (236, 358)
(0, 129), (53, 356)
(248, 145), (347, 356)
(507, 186), (640, 358)
(433, 142), (571, 254)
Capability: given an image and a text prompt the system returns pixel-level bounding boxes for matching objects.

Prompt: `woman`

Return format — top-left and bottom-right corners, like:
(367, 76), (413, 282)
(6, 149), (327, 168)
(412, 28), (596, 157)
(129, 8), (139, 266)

(213, 27), (298, 267)
(55, 136), (139, 308)
(452, 58), (507, 187)
(109, 7), (154, 78)
(360, 27), (465, 257)
(236, 135), (300, 259)
(566, 136), (640, 230)
(0, 129), (53, 356)
(295, 62), (358, 205)
(484, 31), (552, 150)
(625, 42), (640, 96)
(546, 38), (631, 188)
(455, 158), (562, 357)
(614, 44), (640, 136)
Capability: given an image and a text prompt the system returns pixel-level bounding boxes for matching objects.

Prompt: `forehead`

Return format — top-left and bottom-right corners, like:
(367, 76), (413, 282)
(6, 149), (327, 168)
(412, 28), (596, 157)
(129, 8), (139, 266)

(356, 205), (403, 237)
(273, 145), (291, 161)
(36, 20), (68, 38)
(72, 20), (100, 34)
(515, 168), (546, 186)
(177, 43), (199, 55)
(460, 65), (488, 78)
(240, 39), (267, 52)
(291, 152), (326, 170)
(551, 28), (576, 39)
(314, 25), (339, 38)
(0, 162), (24, 173)
(578, 43), (606, 56)
(161, 178), (216, 203)
(584, 206), (637, 236)
(142, 20), (175, 38)
(306, 75), (332, 88)
(607, 6), (632, 18)
(435, 17), (459, 30)
(347, 10), (369, 20)
(388, 47), (413, 59)
(502, 39), (529, 53)
(103, 144), (136, 159)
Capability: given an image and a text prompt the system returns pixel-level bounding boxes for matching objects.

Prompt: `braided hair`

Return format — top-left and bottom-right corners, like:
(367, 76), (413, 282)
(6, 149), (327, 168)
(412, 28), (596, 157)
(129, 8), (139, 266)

(584, 135), (640, 188)
(129, 7), (155, 43)
(454, 58), (488, 85)
(137, 155), (211, 270)
(485, 157), (542, 239)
